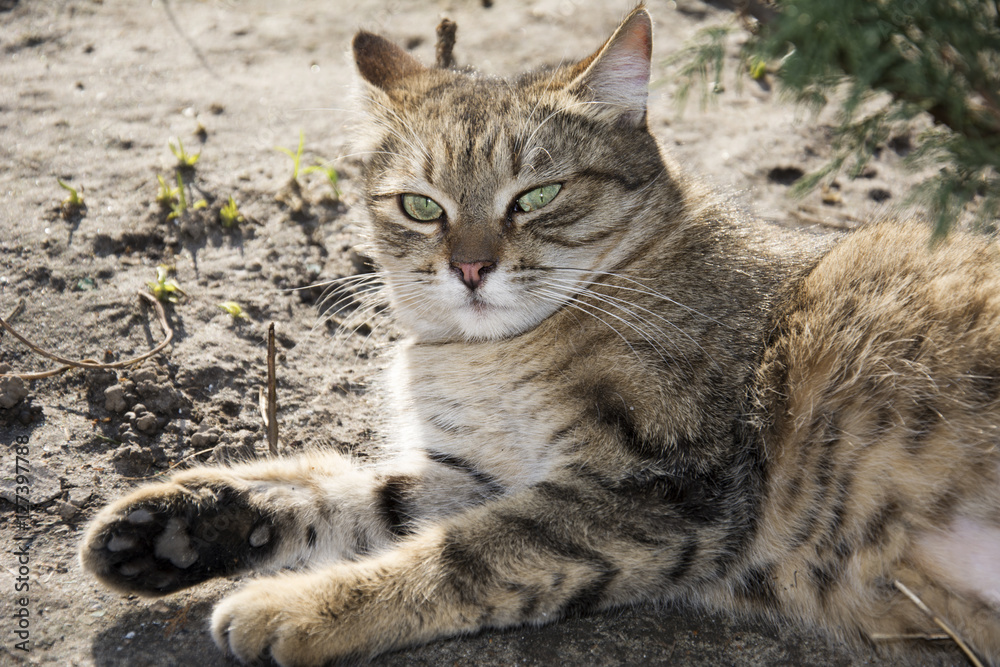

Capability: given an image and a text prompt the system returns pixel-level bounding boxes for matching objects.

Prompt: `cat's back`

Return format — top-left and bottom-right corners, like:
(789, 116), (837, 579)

(759, 219), (1000, 481)
(764, 219), (1000, 421)
(743, 220), (1000, 653)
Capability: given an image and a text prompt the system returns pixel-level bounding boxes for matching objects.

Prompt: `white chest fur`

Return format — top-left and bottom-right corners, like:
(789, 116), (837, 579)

(383, 338), (571, 489)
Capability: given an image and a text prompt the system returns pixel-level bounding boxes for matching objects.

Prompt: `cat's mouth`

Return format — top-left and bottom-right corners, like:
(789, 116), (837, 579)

(465, 294), (492, 312)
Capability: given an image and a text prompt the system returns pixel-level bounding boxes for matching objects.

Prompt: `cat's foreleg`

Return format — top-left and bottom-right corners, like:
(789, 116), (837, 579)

(211, 478), (685, 666)
(79, 448), (492, 595)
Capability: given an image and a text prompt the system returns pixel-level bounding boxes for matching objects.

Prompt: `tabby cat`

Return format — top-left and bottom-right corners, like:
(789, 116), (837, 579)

(80, 6), (1000, 665)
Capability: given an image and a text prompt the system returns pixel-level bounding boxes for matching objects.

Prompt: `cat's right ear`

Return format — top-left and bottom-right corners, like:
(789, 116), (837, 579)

(567, 6), (652, 126)
(353, 31), (427, 92)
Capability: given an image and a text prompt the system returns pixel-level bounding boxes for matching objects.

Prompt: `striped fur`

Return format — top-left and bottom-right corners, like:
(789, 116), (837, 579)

(80, 7), (1000, 665)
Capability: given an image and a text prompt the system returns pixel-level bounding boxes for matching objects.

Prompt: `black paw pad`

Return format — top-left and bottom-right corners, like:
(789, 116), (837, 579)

(85, 485), (278, 595)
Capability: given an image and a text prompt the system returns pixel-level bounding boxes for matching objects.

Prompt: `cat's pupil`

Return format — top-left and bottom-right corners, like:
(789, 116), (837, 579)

(516, 184), (562, 213)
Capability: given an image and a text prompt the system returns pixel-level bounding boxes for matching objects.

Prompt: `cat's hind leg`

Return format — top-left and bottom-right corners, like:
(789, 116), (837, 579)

(907, 515), (1000, 661)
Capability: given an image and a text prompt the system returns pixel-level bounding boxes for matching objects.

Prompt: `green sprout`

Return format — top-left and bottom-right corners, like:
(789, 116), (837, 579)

(160, 172), (207, 220)
(58, 179), (84, 207)
(217, 301), (246, 318)
(156, 174), (179, 205)
(303, 160), (342, 200)
(219, 196), (245, 228)
(275, 131), (306, 182)
(92, 433), (123, 446)
(147, 264), (185, 303)
(169, 138), (200, 168)
(57, 178), (87, 220)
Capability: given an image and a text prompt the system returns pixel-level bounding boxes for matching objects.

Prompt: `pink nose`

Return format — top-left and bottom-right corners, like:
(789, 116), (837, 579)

(452, 261), (494, 290)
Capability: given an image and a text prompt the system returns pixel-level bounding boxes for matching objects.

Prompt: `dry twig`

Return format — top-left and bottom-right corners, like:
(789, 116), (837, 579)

(892, 580), (985, 667)
(869, 632), (950, 641)
(0, 291), (174, 380)
(435, 18), (457, 69)
(257, 322), (279, 456)
(5, 299), (25, 323)
(120, 446), (218, 481)
(263, 322), (279, 455)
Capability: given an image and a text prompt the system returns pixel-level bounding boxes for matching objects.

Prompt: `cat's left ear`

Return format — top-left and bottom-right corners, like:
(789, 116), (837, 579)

(353, 30), (428, 93)
(568, 6), (652, 126)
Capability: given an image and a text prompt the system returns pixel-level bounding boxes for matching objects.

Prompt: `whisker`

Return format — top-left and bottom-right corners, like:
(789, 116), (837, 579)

(284, 272), (384, 293)
(542, 267), (732, 329)
(522, 100), (626, 160)
(535, 286), (672, 366)
(541, 278), (718, 372)
(533, 288), (645, 363)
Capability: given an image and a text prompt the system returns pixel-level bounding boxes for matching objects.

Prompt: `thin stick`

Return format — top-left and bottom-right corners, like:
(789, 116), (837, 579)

(435, 18), (457, 69)
(0, 291), (174, 379)
(869, 633), (950, 641)
(265, 322), (278, 455)
(893, 580), (984, 667)
(5, 299), (25, 323)
(120, 446), (218, 481)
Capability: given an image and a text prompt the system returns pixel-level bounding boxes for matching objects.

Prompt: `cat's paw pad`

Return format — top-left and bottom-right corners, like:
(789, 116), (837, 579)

(80, 481), (276, 595)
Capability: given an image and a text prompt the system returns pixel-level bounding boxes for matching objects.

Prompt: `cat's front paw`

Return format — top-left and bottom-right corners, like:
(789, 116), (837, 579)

(80, 474), (278, 595)
(211, 570), (392, 666)
(212, 577), (329, 667)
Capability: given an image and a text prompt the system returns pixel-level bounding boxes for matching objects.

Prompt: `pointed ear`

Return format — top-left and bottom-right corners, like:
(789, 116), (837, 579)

(568, 7), (652, 126)
(353, 30), (428, 92)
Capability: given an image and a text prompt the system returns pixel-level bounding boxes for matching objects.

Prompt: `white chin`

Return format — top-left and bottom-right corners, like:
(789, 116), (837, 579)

(391, 277), (557, 341)
(453, 300), (548, 341)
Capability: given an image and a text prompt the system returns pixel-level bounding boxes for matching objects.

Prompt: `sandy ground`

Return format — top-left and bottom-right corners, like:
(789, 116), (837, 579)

(0, 0), (967, 665)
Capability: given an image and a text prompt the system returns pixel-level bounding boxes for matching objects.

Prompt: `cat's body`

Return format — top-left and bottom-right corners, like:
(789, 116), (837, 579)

(81, 7), (1000, 666)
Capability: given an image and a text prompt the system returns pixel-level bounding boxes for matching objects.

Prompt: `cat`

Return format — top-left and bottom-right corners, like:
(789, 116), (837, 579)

(80, 5), (1000, 666)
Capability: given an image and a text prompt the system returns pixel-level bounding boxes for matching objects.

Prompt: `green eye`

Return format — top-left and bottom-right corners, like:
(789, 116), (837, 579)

(516, 184), (562, 213)
(401, 194), (444, 222)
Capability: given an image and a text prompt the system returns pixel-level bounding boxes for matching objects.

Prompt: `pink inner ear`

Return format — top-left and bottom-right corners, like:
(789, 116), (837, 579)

(914, 516), (1000, 608)
(611, 17), (652, 82)
(579, 10), (652, 119)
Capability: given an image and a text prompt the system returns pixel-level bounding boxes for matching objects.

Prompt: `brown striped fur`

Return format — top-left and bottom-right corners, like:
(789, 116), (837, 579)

(80, 6), (1000, 665)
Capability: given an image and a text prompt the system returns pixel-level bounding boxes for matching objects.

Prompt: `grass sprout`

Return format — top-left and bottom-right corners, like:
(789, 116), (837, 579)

(169, 138), (200, 168)
(57, 179), (84, 208)
(147, 264), (184, 303)
(275, 131), (306, 182)
(160, 172), (207, 220)
(217, 301), (246, 318)
(156, 174), (179, 205)
(219, 196), (245, 228)
(303, 160), (342, 199)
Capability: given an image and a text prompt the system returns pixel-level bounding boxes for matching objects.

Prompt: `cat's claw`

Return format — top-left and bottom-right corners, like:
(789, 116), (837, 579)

(212, 582), (310, 667)
(212, 570), (386, 667)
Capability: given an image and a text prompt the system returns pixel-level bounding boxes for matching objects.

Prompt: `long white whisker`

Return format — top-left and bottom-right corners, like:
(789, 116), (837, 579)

(534, 288), (645, 363)
(542, 279), (719, 372)
(368, 98), (430, 164)
(523, 100), (626, 159)
(544, 268), (732, 329)
(536, 286), (671, 366)
(517, 61), (569, 162)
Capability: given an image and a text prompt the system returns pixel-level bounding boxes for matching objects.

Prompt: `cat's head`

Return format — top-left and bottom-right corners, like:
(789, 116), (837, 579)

(352, 7), (669, 342)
